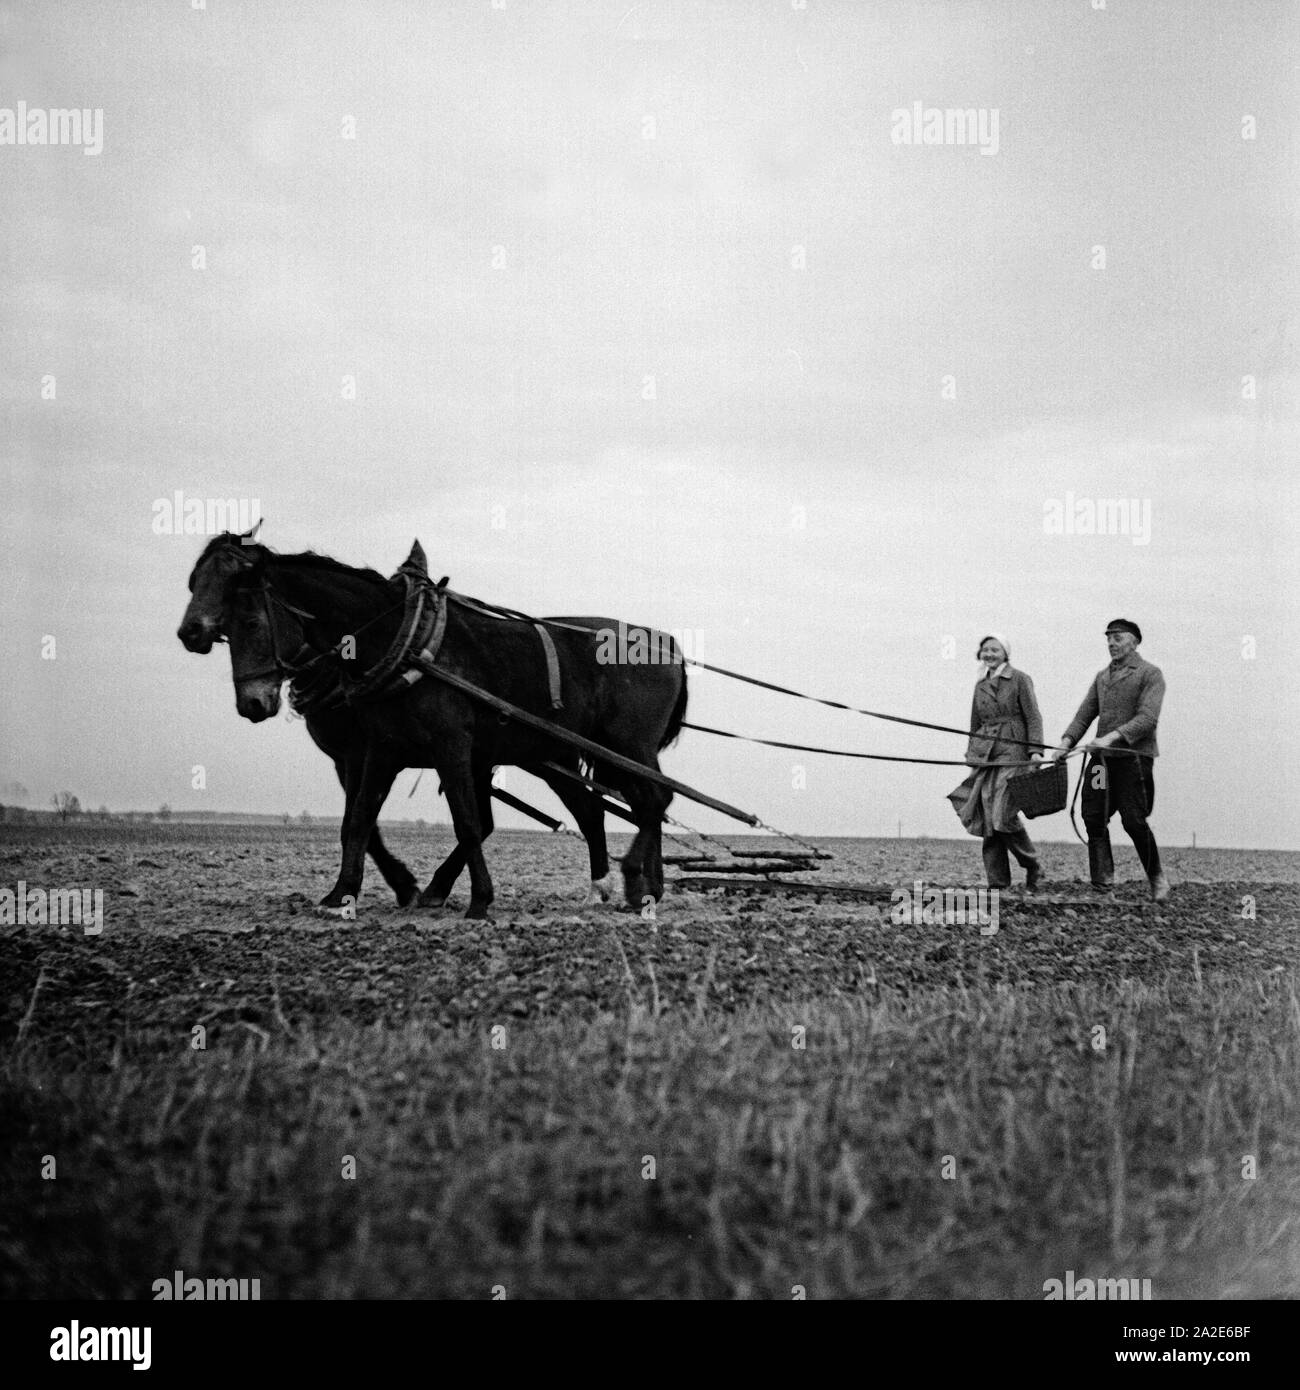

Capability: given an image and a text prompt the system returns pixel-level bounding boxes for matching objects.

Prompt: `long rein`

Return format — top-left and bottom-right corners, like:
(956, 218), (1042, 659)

(438, 591), (1147, 767)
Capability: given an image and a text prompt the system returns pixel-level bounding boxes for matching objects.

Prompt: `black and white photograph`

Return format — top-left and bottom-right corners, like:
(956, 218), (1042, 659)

(2, 0), (1297, 1347)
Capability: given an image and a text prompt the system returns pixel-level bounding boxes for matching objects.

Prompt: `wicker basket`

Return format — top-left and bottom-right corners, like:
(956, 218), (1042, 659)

(1004, 760), (1068, 819)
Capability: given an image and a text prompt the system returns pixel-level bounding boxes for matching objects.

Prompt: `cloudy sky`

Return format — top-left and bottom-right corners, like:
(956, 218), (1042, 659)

(2, 0), (1297, 849)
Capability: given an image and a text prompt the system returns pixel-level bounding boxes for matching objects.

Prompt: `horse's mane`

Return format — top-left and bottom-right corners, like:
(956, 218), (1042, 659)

(272, 550), (390, 591)
(197, 533), (389, 592)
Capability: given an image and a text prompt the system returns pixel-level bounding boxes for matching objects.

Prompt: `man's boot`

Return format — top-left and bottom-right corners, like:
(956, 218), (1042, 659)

(1087, 834), (1114, 891)
(1149, 871), (1170, 902)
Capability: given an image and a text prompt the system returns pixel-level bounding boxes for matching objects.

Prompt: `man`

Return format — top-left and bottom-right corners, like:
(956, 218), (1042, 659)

(1046, 619), (1169, 901)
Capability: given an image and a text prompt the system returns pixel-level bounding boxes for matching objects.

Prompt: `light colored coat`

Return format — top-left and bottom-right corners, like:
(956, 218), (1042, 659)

(948, 664), (1044, 837)
(965, 665), (1044, 767)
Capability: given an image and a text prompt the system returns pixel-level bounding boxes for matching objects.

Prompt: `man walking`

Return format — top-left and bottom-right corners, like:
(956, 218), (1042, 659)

(1047, 619), (1169, 901)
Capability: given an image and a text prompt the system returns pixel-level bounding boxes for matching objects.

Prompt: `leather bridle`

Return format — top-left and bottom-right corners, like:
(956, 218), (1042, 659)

(228, 578), (319, 688)
(212, 541), (433, 707)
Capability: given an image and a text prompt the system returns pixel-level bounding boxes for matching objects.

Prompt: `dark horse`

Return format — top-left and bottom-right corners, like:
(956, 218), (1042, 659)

(177, 534), (686, 918)
(232, 562), (620, 909)
(177, 533), (617, 911)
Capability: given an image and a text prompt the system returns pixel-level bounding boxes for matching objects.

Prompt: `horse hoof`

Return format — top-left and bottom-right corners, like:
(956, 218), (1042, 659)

(394, 883), (418, 908)
(583, 874), (615, 906)
(314, 903), (356, 921)
(418, 893), (448, 911)
(464, 907), (493, 921)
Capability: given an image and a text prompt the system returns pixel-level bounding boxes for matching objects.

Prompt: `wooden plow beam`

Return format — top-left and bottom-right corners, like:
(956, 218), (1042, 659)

(726, 847), (833, 861)
(673, 876), (892, 902)
(664, 850), (817, 872)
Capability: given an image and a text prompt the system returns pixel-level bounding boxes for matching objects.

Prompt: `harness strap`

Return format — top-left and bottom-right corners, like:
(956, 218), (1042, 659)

(350, 579), (561, 711)
(398, 592), (450, 691)
(533, 623), (564, 710)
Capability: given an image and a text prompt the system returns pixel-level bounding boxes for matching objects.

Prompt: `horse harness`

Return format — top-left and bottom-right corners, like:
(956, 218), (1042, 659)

(244, 555), (566, 717)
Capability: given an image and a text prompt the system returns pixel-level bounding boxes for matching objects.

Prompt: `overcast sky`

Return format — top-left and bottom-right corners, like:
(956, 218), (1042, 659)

(2, 0), (1297, 849)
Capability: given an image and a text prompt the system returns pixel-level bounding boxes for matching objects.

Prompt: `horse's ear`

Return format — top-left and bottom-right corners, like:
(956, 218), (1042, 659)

(402, 539), (428, 575)
(240, 518), (263, 546)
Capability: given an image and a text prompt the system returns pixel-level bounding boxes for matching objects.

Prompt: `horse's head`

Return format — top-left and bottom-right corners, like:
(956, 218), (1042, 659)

(226, 565), (312, 723)
(177, 525), (263, 653)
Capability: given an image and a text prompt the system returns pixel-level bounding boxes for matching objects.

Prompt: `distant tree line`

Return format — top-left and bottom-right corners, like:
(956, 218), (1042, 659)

(0, 799), (175, 824)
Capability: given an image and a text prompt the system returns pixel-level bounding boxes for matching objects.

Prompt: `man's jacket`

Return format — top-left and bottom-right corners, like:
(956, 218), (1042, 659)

(1062, 652), (1165, 758)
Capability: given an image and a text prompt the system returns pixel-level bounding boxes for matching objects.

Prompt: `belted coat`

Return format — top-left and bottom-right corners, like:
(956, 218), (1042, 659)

(948, 664), (1045, 837)
(964, 665), (1044, 767)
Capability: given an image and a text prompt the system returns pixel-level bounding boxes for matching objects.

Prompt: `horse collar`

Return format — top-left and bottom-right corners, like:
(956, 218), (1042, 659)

(343, 572), (448, 704)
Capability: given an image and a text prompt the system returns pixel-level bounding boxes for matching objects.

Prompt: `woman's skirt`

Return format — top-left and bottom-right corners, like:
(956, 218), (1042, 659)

(947, 764), (1024, 837)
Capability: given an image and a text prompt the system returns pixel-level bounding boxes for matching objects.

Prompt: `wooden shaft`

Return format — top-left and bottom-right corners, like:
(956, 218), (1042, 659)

(488, 785), (562, 832)
(411, 657), (760, 826)
(536, 760), (639, 825)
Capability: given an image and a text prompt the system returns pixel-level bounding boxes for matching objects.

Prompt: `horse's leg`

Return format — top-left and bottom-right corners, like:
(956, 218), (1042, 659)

(417, 843), (465, 910)
(475, 769), (496, 871)
(418, 767), (496, 909)
(609, 757), (671, 910)
(647, 818), (666, 901)
(534, 763), (612, 904)
(440, 757), (495, 920)
(317, 755), (360, 912)
(333, 758), (416, 907)
(318, 749), (398, 916)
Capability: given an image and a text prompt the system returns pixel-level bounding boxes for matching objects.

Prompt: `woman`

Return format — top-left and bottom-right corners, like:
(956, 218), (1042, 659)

(947, 633), (1044, 891)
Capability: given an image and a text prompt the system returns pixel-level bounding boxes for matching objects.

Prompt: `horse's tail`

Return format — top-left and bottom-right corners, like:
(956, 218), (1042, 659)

(659, 668), (689, 750)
